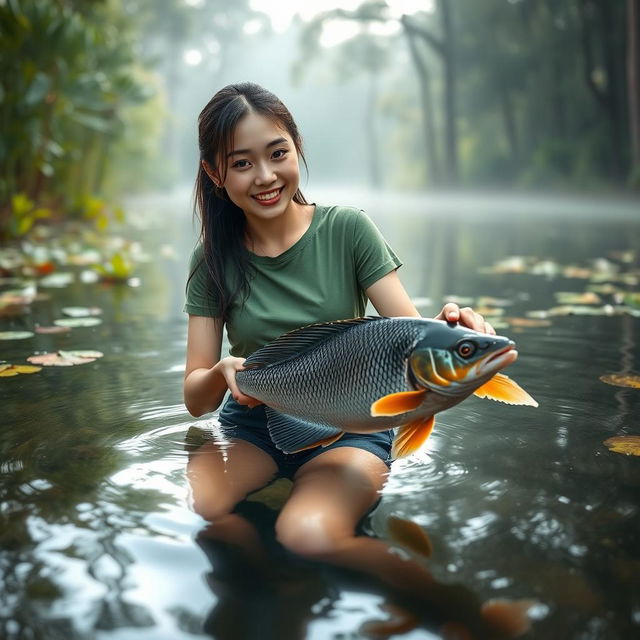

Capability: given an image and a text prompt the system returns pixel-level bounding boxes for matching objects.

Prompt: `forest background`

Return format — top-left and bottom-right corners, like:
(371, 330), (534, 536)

(1, 0), (639, 239)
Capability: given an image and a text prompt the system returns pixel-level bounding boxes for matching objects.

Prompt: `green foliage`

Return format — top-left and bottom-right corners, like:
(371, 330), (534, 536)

(8, 193), (51, 238)
(0, 0), (158, 234)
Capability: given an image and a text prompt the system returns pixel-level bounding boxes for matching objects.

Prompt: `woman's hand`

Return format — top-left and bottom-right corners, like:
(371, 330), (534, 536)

(435, 302), (496, 335)
(214, 356), (262, 408)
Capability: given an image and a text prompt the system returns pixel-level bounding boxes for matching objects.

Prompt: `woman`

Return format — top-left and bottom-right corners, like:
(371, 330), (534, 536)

(184, 82), (529, 636)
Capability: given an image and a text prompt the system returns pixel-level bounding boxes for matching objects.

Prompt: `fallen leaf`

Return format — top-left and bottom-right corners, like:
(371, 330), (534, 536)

(39, 273), (74, 288)
(35, 325), (71, 334)
(599, 374), (640, 389)
(27, 351), (102, 366)
(53, 317), (102, 328)
(61, 306), (102, 318)
(506, 317), (552, 328)
(0, 331), (34, 340)
(554, 291), (602, 305)
(603, 435), (640, 456)
(0, 364), (42, 377)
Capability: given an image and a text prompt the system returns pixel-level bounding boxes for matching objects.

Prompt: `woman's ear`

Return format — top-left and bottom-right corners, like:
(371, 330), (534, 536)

(201, 160), (222, 188)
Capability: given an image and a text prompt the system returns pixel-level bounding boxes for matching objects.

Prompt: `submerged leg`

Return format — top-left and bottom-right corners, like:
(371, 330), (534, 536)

(274, 446), (530, 637)
(187, 438), (278, 566)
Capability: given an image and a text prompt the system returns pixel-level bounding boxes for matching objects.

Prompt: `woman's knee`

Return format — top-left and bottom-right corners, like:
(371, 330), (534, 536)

(275, 510), (352, 557)
(191, 494), (239, 523)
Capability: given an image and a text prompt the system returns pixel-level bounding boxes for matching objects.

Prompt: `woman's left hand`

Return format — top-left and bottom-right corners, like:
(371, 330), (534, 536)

(435, 303), (496, 335)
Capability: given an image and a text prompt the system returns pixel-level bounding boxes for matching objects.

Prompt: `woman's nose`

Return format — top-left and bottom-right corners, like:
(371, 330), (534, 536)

(255, 163), (276, 185)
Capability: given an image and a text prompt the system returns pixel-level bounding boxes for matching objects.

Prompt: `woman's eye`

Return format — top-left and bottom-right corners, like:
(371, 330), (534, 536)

(272, 149), (287, 159)
(232, 159), (250, 169)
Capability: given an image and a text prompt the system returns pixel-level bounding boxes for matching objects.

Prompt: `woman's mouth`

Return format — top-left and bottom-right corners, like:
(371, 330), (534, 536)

(252, 187), (283, 206)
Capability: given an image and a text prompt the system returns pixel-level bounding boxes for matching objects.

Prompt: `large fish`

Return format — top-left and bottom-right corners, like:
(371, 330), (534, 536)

(236, 316), (537, 458)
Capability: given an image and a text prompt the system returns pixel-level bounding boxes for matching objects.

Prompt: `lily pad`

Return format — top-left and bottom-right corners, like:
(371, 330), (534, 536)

(603, 435), (640, 456)
(554, 291), (602, 305)
(0, 364), (42, 377)
(39, 273), (74, 288)
(600, 374), (640, 389)
(61, 306), (102, 318)
(27, 350), (103, 366)
(0, 331), (35, 340)
(506, 317), (552, 328)
(53, 317), (102, 328)
(35, 325), (72, 334)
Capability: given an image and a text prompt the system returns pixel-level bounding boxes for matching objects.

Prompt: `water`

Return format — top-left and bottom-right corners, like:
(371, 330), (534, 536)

(2, 189), (639, 639)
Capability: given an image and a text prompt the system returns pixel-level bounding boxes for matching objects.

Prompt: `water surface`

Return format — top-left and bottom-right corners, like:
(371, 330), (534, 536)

(2, 189), (639, 639)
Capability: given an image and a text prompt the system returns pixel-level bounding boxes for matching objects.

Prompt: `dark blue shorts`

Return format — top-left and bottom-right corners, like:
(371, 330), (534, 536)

(218, 399), (394, 480)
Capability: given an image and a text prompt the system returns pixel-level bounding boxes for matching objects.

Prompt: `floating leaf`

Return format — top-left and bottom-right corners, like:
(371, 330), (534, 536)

(562, 266), (593, 279)
(554, 291), (602, 305)
(603, 435), (640, 456)
(600, 374), (640, 389)
(59, 350), (103, 359)
(61, 306), (102, 318)
(506, 317), (552, 328)
(476, 296), (513, 307)
(35, 325), (71, 334)
(53, 317), (102, 328)
(27, 350), (102, 366)
(39, 273), (74, 288)
(0, 364), (42, 377)
(0, 331), (34, 340)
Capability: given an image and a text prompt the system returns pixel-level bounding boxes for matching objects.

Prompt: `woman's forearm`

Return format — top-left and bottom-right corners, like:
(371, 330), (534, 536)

(184, 363), (229, 417)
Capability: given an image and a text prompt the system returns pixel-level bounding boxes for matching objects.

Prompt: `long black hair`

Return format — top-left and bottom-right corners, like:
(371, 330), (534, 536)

(190, 82), (308, 322)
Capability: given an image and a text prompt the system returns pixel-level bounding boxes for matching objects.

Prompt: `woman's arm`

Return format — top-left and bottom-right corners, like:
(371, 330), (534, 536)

(183, 315), (259, 417)
(366, 270), (495, 334)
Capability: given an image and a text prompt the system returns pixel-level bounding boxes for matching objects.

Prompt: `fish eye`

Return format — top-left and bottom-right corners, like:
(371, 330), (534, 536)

(456, 340), (476, 359)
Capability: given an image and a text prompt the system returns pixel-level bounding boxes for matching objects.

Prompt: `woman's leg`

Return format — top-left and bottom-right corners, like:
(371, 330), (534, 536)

(274, 447), (528, 636)
(187, 438), (278, 564)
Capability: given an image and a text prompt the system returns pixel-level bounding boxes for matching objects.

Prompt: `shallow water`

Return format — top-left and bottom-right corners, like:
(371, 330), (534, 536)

(2, 189), (640, 639)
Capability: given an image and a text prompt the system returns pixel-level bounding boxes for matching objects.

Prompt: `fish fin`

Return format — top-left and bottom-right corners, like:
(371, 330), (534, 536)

(370, 389), (427, 417)
(265, 407), (343, 453)
(391, 415), (435, 458)
(243, 316), (385, 369)
(473, 373), (538, 407)
(387, 516), (433, 558)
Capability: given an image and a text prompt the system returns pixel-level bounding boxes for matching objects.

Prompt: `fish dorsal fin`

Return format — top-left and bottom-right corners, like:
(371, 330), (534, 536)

(265, 407), (344, 453)
(391, 415), (436, 458)
(243, 316), (385, 369)
(473, 373), (538, 407)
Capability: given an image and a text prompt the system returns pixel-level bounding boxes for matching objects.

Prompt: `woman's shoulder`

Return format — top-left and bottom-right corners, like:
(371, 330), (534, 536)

(316, 203), (368, 230)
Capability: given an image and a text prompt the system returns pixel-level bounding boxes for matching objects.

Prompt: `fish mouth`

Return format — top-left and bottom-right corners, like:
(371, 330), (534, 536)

(479, 343), (518, 376)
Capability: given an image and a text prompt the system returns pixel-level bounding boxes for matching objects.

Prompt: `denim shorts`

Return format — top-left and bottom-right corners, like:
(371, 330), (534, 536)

(218, 399), (395, 480)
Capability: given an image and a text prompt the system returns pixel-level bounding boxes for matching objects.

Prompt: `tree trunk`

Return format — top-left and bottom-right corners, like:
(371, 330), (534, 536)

(499, 86), (519, 167)
(403, 24), (440, 184)
(628, 0), (640, 179)
(365, 71), (381, 188)
(439, 0), (458, 184)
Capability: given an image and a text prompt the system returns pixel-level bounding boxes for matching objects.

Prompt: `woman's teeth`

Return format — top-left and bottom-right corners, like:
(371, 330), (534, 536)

(255, 189), (280, 201)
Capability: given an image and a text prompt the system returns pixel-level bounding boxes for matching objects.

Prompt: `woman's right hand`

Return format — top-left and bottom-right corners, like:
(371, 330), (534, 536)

(214, 356), (262, 408)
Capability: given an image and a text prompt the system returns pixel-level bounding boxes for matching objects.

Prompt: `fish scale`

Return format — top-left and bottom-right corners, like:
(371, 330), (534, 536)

(237, 318), (429, 430)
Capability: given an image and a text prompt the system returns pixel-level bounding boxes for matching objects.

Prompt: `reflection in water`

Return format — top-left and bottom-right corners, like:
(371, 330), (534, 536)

(1, 192), (640, 638)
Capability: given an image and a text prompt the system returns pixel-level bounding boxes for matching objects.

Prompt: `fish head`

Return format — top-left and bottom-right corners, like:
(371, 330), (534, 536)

(408, 320), (517, 397)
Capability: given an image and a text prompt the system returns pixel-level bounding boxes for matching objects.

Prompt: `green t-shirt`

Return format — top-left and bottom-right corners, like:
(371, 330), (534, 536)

(184, 204), (402, 357)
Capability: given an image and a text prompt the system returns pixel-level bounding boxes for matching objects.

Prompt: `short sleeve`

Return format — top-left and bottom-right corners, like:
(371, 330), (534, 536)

(352, 209), (402, 290)
(183, 244), (221, 316)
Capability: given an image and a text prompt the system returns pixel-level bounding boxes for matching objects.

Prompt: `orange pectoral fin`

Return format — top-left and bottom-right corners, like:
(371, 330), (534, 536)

(371, 389), (427, 417)
(473, 372), (538, 407)
(391, 415), (435, 458)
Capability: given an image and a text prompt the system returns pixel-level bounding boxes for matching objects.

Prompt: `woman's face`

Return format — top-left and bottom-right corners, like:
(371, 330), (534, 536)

(217, 112), (301, 221)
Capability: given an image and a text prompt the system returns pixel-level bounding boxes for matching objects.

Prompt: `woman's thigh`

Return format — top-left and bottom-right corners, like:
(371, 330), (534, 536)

(187, 438), (279, 521)
(275, 446), (389, 554)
